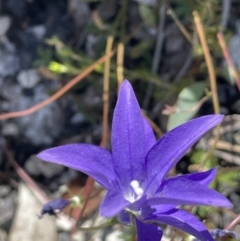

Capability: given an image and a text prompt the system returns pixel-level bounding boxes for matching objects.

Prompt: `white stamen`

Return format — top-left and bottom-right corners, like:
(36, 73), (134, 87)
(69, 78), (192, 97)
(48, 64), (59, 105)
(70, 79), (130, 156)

(130, 180), (140, 189)
(124, 180), (144, 203)
(135, 187), (144, 196)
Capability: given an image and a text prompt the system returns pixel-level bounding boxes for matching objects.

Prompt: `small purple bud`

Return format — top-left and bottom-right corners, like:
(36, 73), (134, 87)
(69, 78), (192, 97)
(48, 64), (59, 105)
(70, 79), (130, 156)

(38, 199), (71, 219)
(210, 229), (238, 239)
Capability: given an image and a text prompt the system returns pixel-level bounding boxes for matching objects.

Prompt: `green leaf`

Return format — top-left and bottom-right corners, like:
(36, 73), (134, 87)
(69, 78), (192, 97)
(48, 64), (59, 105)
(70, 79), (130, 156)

(190, 150), (217, 168)
(217, 170), (240, 187)
(138, 5), (156, 27)
(167, 82), (207, 130)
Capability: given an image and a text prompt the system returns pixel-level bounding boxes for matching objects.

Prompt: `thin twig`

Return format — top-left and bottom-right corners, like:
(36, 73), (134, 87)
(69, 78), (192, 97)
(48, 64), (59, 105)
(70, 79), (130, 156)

(101, 36), (114, 147)
(217, 32), (240, 90)
(117, 43), (124, 89)
(167, 7), (192, 43)
(73, 37), (114, 232)
(142, 112), (163, 137)
(193, 11), (220, 114)
(193, 11), (221, 170)
(225, 214), (240, 231)
(0, 145), (49, 203)
(0, 6), (158, 121)
(0, 50), (115, 121)
(162, 95), (210, 115)
(75, 177), (95, 226)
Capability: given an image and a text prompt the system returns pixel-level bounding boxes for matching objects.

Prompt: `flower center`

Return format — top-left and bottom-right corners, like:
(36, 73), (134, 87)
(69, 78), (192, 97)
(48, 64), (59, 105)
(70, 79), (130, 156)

(124, 180), (144, 203)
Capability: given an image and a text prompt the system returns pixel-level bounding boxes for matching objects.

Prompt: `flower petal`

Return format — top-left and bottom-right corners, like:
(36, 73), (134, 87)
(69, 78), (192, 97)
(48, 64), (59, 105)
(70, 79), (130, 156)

(100, 189), (130, 218)
(37, 144), (115, 189)
(145, 115), (223, 195)
(39, 199), (71, 218)
(112, 80), (145, 188)
(146, 178), (232, 207)
(143, 117), (156, 155)
(135, 218), (162, 241)
(141, 205), (176, 218)
(145, 209), (214, 241)
(118, 210), (131, 225)
(165, 168), (216, 187)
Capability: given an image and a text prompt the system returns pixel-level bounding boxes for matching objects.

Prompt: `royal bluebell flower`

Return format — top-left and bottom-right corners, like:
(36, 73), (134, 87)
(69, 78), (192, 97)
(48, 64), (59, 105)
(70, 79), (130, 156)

(38, 198), (71, 218)
(37, 80), (232, 241)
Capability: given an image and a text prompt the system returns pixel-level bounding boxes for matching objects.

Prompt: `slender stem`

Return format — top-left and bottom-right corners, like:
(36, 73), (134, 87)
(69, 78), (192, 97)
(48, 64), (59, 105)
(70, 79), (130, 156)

(101, 36), (114, 147)
(193, 11), (220, 114)
(0, 50), (116, 120)
(193, 11), (221, 170)
(167, 7), (192, 43)
(117, 42), (124, 90)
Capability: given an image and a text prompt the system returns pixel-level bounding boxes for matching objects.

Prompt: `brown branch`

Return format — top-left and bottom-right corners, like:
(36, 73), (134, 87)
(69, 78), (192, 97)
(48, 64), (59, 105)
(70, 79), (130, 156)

(193, 11), (220, 114)
(0, 50), (115, 120)
(0, 145), (49, 203)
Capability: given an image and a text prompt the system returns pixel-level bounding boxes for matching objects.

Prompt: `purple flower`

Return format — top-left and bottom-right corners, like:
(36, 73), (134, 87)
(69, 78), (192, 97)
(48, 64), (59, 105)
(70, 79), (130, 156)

(37, 80), (232, 241)
(38, 199), (71, 218)
(193, 229), (238, 241)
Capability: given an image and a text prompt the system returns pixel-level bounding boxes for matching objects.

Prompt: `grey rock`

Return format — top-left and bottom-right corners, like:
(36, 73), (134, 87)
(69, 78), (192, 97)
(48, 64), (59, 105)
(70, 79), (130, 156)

(96, 0), (118, 20)
(70, 112), (85, 125)
(17, 69), (41, 89)
(0, 229), (7, 241)
(25, 155), (64, 178)
(11, 85), (63, 145)
(58, 169), (78, 185)
(0, 40), (19, 77)
(6, 0), (26, 18)
(9, 183), (57, 241)
(28, 25), (46, 41)
(58, 232), (70, 241)
(0, 16), (11, 37)
(2, 122), (19, 136)
(0, 80), (22, 101)
(0, 191), (17, 228)
(105, 229), (123, 241)
(0, 185), (11, 198)
(82, 86), (102, 107)
(85, 34), (100, 58)
(68, 0), (90, 29)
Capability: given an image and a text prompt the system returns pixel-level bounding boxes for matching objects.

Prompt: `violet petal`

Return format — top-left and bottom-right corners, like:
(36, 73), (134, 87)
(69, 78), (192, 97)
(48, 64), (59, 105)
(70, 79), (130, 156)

(112, 80), (145, 188)
(135, 218), (162, 241)
(99, 189), (130, 218)
(118, 210), (131, 225)
(146, 178), (232, 207)
(145, 115), (223, 195)
(37, 144), (115, 189)
(164, 168), (216, 188)
(145, 209), (214, 241)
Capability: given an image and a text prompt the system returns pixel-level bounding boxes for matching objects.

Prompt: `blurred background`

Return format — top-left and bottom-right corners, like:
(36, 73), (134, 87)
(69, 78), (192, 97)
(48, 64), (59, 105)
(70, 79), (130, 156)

(0, 0), (240, 240)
